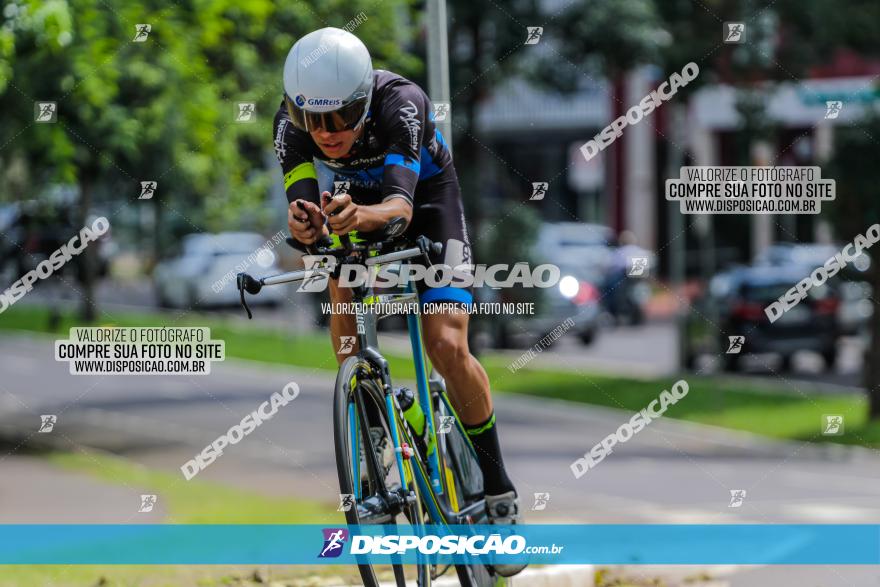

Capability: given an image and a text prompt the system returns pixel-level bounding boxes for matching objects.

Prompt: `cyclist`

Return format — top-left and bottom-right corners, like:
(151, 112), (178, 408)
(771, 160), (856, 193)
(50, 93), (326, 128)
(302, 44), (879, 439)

(274, 27), (525, 576)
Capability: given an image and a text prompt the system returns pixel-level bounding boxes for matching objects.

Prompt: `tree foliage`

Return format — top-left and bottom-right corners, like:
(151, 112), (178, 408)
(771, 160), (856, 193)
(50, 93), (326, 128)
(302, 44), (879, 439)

(0, 0), (418, 230)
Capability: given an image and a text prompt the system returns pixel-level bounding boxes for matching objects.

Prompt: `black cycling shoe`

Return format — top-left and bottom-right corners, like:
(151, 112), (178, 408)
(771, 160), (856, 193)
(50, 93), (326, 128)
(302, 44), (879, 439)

(485, 491), (527, 577)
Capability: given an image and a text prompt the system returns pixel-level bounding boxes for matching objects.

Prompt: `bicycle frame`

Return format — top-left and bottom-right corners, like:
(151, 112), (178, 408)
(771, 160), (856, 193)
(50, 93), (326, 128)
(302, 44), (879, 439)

(237, 238), (486, 526)
(348, 272), (485, 527)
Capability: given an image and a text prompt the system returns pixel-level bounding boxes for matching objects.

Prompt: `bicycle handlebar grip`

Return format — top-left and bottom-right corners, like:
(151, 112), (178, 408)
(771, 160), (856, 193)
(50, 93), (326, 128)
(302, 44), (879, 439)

(236, 272), (262, 295)
(289, 201), (321, 255)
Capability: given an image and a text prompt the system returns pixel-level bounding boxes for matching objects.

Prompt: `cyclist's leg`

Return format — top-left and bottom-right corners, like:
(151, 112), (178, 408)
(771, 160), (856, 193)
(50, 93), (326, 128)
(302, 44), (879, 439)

(421, 310), (515, 497)
(412, 169), (526, 576)
(409, 170), (518, 502)
(328, 277), (357, 365)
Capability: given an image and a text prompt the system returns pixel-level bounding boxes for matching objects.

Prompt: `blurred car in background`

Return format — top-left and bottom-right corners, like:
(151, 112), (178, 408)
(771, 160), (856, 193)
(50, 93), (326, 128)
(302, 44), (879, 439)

(477, 222), (612, 348)
(685, 265), (841, 372)
(536, 222), (616, 262)
(753, 243), (869, 271)
(153, 232), (285, 309)
(753, 242), (872, 335)
(0, 200), (113, 282)
(478, 259), (604, 348)
(534, 223), (654, 326)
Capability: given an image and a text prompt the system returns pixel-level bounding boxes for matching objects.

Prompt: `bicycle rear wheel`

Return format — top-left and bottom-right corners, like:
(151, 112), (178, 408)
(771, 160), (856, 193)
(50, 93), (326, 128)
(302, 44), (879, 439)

(334, 356), (431, 586)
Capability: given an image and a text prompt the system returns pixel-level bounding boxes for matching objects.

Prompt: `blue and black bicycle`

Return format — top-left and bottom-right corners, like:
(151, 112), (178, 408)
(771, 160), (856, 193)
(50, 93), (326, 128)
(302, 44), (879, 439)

(237, 224), (505, 586)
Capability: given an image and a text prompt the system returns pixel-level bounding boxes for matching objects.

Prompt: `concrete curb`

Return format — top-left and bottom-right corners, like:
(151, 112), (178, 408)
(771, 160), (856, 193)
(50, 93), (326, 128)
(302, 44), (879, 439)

(359, 564), (596, 587)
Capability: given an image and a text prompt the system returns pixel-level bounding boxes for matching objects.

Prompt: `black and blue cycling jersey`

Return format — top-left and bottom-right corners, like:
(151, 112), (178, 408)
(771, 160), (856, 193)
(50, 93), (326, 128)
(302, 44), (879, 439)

(273, 69), (473, 304)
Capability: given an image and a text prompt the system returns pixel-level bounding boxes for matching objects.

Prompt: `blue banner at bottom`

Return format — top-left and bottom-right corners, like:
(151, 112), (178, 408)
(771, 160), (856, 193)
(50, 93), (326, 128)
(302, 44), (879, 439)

(2, 524), (879, 565)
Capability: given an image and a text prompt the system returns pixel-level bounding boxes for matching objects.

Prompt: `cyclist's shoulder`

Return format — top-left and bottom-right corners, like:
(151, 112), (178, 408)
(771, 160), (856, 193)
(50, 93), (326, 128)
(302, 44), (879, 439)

(373, 69), (430, 112)
(373, 69), (415, 91)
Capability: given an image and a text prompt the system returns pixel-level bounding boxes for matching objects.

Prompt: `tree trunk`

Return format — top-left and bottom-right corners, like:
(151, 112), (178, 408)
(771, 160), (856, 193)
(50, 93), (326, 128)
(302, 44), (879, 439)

(153, 187), (163, 263)
(453, 15), (484, 244)
(865, 262), (880, 419)
(610, 72), (626, 233)
(77, 176), (97, 323)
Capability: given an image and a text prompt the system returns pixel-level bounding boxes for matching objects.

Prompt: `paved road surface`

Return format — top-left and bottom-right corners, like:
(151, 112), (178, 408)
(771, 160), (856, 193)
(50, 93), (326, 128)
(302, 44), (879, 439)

(0, 333), (878, 586)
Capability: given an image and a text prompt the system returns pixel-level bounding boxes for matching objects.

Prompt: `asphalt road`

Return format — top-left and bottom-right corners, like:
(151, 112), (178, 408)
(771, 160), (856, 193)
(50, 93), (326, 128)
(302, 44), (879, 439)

(1, 333), (878, 585)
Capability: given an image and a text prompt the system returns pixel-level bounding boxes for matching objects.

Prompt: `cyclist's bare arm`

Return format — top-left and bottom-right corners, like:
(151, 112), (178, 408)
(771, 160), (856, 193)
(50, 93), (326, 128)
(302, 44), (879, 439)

(323, 193), (412, 235)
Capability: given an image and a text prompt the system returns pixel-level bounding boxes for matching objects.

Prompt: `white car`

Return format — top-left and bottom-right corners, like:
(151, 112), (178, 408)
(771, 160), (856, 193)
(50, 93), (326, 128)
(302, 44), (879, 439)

(153, 232), (287, 308)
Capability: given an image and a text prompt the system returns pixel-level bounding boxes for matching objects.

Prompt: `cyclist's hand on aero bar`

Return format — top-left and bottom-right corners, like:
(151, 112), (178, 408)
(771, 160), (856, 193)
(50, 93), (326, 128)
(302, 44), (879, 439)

(322, 190), (363, 235)
(288, 199), (325, 245)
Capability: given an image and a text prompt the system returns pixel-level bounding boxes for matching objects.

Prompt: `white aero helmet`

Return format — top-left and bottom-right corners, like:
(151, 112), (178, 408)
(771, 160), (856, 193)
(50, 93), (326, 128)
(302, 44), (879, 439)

(283, 27), (373, 133)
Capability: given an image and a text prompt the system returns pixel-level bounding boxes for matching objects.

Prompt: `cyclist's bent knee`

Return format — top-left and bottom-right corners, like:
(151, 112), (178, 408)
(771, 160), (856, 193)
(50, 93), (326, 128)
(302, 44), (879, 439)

(426, 330), (470, 372)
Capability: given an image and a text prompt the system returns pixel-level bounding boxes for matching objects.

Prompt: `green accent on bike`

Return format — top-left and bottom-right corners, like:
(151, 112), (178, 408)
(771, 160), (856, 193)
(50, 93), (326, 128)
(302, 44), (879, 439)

(465, 413), (496, 436)
(444, 460), (459, 512)
(404, 460), (414, 486)
(395, 412), (416, 486)
(363, 295), (378, 305)
(328, 231), (367, 247)
(284, 162), (317, 188)
(349, 401), (360, 499)
(411, 314), (437, 455)
(404, 399), (435, 456)
(386, 392), (410, 493)
(410, 445), (447, 524)
(426, 426), (436, 456)
(402, 400), (426, 437)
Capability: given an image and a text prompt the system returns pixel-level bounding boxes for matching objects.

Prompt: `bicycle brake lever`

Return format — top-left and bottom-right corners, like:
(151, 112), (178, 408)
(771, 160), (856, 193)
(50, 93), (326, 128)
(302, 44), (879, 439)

(236, 273), (262, 320)
(416, 235), (442, 267)
(238, 281), (252, 319)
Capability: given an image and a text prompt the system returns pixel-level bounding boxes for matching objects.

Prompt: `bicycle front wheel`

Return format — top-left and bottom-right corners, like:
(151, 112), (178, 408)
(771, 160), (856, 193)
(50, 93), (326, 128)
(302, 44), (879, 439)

(333, 356), (431, 587)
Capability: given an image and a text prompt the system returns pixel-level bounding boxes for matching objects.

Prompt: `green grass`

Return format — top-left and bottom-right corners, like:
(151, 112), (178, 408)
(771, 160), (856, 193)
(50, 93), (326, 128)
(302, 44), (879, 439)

(483, 365), (879, 447)
(0, 303), (422, 382)
(3, 304), (879, 448)
(0, 451), (357, 587)
(46, 451), (337, 523)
